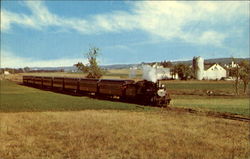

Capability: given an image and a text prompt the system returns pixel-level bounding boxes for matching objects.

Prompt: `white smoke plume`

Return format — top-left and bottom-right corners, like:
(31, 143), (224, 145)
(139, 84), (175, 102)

(129, 67), (137, 78)
(142, 65), (157, 83)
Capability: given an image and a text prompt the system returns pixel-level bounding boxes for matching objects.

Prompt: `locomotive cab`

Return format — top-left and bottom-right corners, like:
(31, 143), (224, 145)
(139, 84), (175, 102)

(135, 80), (171, 107)
(156, 81), (171, 106)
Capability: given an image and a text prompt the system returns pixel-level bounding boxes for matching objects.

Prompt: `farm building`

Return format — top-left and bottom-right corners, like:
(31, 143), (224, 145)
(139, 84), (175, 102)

(224, 61), (239, 69)
(4, 71), (10, 75)
(193, 57), (204, 80)
(203, 64), (227, 80)
(193, 56), (227, 80)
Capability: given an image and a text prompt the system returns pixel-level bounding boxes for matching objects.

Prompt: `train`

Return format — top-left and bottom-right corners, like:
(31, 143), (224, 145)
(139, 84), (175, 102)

(23, 76), (171, 107)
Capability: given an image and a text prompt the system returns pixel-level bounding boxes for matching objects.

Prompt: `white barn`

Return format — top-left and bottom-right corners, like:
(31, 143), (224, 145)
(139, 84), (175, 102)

(4, 71), (10, 75)
(203, 64), (227, 80)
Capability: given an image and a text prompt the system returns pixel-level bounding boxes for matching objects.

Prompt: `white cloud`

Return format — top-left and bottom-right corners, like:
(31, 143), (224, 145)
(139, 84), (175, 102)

(25, 1), (59, 25)
(1, 50), (86, 68)
(132, 1), (248, 46)
(1, 1), (249, 46)
(1, 1), (90, 33)
(104, 44), (132, 50)
(1, 9), (38, 31)
(180, 31), (228, 47)
(197, 31), (227, 46)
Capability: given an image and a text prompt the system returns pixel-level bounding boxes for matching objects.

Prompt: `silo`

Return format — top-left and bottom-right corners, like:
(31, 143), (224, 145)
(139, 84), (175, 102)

(193, 56), (204, 80)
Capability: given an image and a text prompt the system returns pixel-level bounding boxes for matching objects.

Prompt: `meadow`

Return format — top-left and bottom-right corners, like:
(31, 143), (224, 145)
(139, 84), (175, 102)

(1, 73), (249, 116)
(0, 110), (249, 159)
(0, 80), (153, 112)
(163, 80), (249, 116)
(1, 73), (249, 159)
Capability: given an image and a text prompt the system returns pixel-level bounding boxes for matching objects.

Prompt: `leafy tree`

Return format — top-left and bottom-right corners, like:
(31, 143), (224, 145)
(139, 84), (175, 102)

(74, 62), (87, 72)
(231, 66), (240, 95)
(161, 61), (172, 68)
(172, 64), (192, 80)
(24, 67), (30, 72)
(239, 60), (250, 94)
(230, 60), (250, 95)
(0, 69), (4, 74)
(74, 47), (104, 79)
(17, 68), (24, 73)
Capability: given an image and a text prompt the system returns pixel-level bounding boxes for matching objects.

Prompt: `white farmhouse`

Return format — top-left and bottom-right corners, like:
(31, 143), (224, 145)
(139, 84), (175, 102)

(224, 61), (239, 69)
(203, 64), (227, 80)
(4, 71), (10, 75)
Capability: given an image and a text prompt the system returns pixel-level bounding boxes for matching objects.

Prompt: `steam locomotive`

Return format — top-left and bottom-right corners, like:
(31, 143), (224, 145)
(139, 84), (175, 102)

(23, 76), (171, 107)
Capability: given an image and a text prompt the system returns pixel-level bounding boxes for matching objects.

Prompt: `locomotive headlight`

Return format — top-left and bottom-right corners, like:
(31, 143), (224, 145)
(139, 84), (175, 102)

(157, 89), (166, 97)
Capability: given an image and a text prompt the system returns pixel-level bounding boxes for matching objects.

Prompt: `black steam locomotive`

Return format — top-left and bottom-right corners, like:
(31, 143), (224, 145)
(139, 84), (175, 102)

(23, 76), (171, 107)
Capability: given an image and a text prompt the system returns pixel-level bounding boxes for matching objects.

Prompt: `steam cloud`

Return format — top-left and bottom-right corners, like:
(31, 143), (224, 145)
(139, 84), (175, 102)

(129, 67), (136, 78)
(142, 65), (157, 83)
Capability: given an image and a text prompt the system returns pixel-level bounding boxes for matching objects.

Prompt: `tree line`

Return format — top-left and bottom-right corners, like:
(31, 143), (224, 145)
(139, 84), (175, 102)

(0, 68), (64, 74)
(74, 47), (249, 95)
(0, 67), (31, 74)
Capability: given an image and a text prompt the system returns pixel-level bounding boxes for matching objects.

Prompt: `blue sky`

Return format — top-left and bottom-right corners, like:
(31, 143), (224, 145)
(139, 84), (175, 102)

(1, 1), (249, 68)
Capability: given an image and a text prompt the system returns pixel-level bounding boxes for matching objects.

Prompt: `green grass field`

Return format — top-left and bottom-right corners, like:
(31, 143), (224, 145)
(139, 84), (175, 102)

(163, 80), (249, 95)
(0, 80), (249, 116)
(166, 81), (235, 90)
(171, 95), (249, 116)
(1, 76), (249, 159)
(0, 80), (153, 112)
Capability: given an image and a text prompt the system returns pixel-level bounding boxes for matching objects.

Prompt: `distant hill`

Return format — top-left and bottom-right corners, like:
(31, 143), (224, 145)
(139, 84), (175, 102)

(29, 64), (139, 72)
(25, 57), (249, 71)
(29, 66), (76, 72)
(101, 64), (138, 69)
(172, 57), (250, 65)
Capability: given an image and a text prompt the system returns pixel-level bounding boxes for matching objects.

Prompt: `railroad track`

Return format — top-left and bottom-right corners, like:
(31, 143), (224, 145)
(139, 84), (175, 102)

(168, 107), (250, 122)
(213, 114), (250, 122)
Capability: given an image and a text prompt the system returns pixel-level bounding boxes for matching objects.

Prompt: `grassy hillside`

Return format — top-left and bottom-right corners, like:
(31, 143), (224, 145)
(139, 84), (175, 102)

(172, 57), (250, 65)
